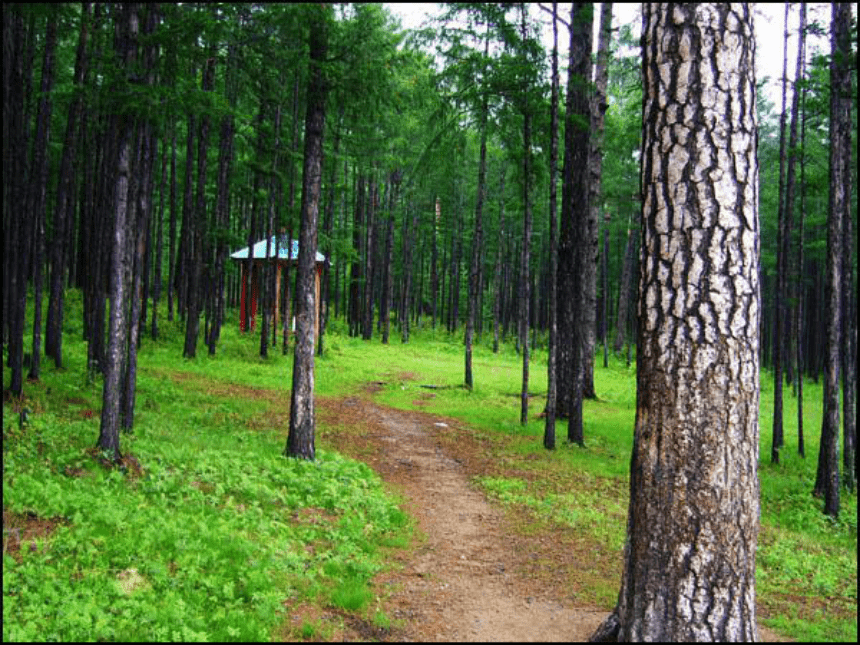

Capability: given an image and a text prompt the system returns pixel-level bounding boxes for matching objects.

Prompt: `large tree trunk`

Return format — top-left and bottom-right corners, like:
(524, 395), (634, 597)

(98, 3), (140, 463)
(814, 2), (851, 517)
(592, 5), (760, 641)
(558, 2), (592, 445)
(286, 4), (329, 461)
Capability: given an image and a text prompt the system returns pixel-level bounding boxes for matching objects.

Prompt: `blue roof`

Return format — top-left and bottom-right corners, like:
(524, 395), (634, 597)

(230, 236), (325, 263)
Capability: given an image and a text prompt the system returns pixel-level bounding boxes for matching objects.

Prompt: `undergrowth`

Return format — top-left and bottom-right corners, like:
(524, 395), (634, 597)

(3, 292), (409, 642)
(3, 291), (857, 642)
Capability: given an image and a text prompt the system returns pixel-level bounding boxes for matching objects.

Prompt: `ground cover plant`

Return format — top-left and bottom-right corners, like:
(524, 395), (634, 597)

(3, 296), (409, 642)
(324, 326), (857, 642)
(3, 293), (857, 642)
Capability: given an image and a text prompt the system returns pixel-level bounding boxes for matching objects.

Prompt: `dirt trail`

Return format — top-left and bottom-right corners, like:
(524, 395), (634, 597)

(318, 391), (790, 643)
(320, 395), (608, 641)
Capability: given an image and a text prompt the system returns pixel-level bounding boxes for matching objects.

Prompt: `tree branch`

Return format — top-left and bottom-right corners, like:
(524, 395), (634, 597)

(537, 3), (570, 30)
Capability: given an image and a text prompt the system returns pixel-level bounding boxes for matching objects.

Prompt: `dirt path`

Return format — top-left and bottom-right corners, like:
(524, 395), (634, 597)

(317, 391), (790, 643)
(319, 395), (608, 641)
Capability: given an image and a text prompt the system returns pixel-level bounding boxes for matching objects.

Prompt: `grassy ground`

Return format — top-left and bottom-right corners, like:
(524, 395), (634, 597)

(3, 293), (857, 641)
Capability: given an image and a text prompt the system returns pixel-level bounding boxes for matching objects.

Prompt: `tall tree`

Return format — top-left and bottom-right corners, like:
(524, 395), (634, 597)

(286, 3), (330, 461)
(592, 4), (760, 640)
(46, 2), (92, 368)
(558, 2), (592, 445)
(465, 25), (490, 390)
(518, 3), (534, 425)
(582, 1), (613, 400)
(814, 2), (851, 517)
(97, 3), (140, 462)
(771, 3), (792, 464)
(183, 54), (215, 358)
(26, 12), (58, 383)
(544, 1), (560, 450)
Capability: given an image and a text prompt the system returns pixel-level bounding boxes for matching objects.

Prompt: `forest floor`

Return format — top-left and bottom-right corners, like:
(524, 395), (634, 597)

(285, 382), (791, 642)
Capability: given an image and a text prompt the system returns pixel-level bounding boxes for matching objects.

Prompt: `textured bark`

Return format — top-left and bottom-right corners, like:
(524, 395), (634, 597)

(814, 2), (850, 516)
(582, 1), (612, 400)
(835, 10), (855, 494)
(98, 4), (140, 463)
(558, 2), (592, 445)
(287, 4), (329, 461)
(593, 4), (760, 641)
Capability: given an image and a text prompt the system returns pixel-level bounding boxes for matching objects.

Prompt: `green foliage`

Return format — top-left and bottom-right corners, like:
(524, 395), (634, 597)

(3, 295), (410, 642)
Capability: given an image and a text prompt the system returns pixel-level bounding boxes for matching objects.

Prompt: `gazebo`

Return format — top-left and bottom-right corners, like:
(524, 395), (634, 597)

(230, 235), (325, 337)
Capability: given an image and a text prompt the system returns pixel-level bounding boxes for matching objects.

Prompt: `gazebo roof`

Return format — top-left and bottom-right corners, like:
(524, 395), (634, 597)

(230, 236), (325, 263)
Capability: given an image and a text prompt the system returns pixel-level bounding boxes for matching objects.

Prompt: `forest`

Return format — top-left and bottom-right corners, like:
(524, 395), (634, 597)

(2, 2), (857, 642)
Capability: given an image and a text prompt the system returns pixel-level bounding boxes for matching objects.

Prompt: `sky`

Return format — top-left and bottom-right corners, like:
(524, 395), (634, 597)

(384, 3), (836, 111)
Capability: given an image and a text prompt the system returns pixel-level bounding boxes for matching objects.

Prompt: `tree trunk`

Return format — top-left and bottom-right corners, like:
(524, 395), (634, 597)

(544, 2), (560, 450)
(362, 179), (376, 340)
(558, 2), (592, 446)
(318, 109), (342, 356)
(582, 1), (612, 400)
(466, 38), (489, 387)
(98, 4), (140, 463)
(519, 5), (533, 426)
(381, 171), (398, 345)
(349, 174), (364, 338)
(814, 2), (850, 517)
(592, 5), (760, 641)
(184, 57), (214, 358)
(207, 41), (237, 354)
(771, 3), (792, 464)
(26, 13), (58, 383)
(46, 3), (91, 368)
(287, 4), (329, 461)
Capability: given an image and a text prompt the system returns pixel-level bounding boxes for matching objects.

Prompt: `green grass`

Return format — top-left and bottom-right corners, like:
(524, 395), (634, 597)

(3, 292), (411, 642)
(4, 291), (857, 642)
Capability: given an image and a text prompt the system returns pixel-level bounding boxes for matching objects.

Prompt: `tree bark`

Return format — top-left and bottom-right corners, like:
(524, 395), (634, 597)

(558, 2), (592, 445)
(582, 1), (613, 400)
(46, 3), (91, 368)
(544, 2), (560, 450)
(466, 29), (490, 389)
(814, 2), (850, 516)
(287, 3), (329, 461)
(26, 13), (58, 383)
(771, 4), (792, 464)
(519, 4), (533, 426)
(98, 3), (140, 463)
(592, 4), (760, 641)
(184, 56), (214, 358)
